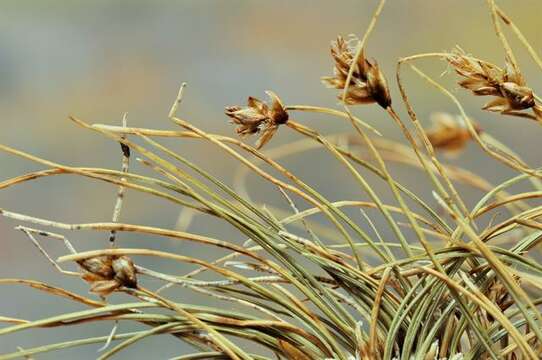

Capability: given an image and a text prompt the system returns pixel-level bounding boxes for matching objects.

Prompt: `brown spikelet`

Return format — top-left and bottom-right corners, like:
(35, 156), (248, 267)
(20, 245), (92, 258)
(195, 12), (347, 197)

(78, 256), (114, 279)
(225, 90), (289, 149)
(447, 48), (540, 120)
(111, 255), (138, 289)
(322, 35), (391, 109)
(425, 112), (481, 156)
(78, 255), (138, 296)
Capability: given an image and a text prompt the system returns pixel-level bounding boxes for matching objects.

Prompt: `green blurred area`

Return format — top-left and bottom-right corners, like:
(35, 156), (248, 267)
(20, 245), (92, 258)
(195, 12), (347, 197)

(0, 1), (541, 357)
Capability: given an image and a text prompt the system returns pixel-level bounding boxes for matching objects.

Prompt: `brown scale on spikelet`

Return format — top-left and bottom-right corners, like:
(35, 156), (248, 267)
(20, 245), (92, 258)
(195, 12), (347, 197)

(78, 255), (137, 296)
(322, 35), (391, 109)
(225, 91), (289, 149)
(447, 48), (542, 121)
(426, 112), (482, 157)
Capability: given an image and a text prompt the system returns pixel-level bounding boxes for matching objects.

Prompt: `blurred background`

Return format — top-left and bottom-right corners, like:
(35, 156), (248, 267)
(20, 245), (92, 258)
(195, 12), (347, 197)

(1, 0), (541, 358)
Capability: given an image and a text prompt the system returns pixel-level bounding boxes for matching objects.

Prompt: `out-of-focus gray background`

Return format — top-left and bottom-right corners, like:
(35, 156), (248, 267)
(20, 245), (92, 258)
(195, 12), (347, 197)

(1, 1), (541, 358)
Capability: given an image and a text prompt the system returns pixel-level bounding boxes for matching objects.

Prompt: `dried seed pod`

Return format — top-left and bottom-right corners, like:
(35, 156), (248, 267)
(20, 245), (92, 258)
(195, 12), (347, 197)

(224, 97), (268, 136)
(77, 256), (114, 279)
(112, 255), (138, 289)
(78, 254), (138, 296)
(225, 91), (288, 149)
(426, 112), (481, 156)
(322, 36), (391, 109)
(89, 280), (121, 297)
(498, 82), (535, 110)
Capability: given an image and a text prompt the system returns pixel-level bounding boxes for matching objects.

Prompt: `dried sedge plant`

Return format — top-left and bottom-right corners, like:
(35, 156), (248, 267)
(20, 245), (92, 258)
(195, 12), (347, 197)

(1, 1), (542, 360)
(425, 112), (482, 157)
(321, 35), (391, 109)
(447, 47), (542, 121)
(225, 91), (289, 149)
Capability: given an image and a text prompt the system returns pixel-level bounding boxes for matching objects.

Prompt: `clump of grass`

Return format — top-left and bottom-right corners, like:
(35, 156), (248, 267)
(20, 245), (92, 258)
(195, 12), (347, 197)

(1, 0), (542, 359)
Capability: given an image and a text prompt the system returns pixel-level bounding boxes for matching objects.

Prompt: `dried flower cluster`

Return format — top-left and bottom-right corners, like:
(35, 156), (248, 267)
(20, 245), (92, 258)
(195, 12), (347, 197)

(426, 112), (481, 156)
(224, 35), (393, 148)
(447, 48), (542, 120)
(322, 35), (391, 109)
(78, 255), (137, 296)
(224, 91), (289, 149)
